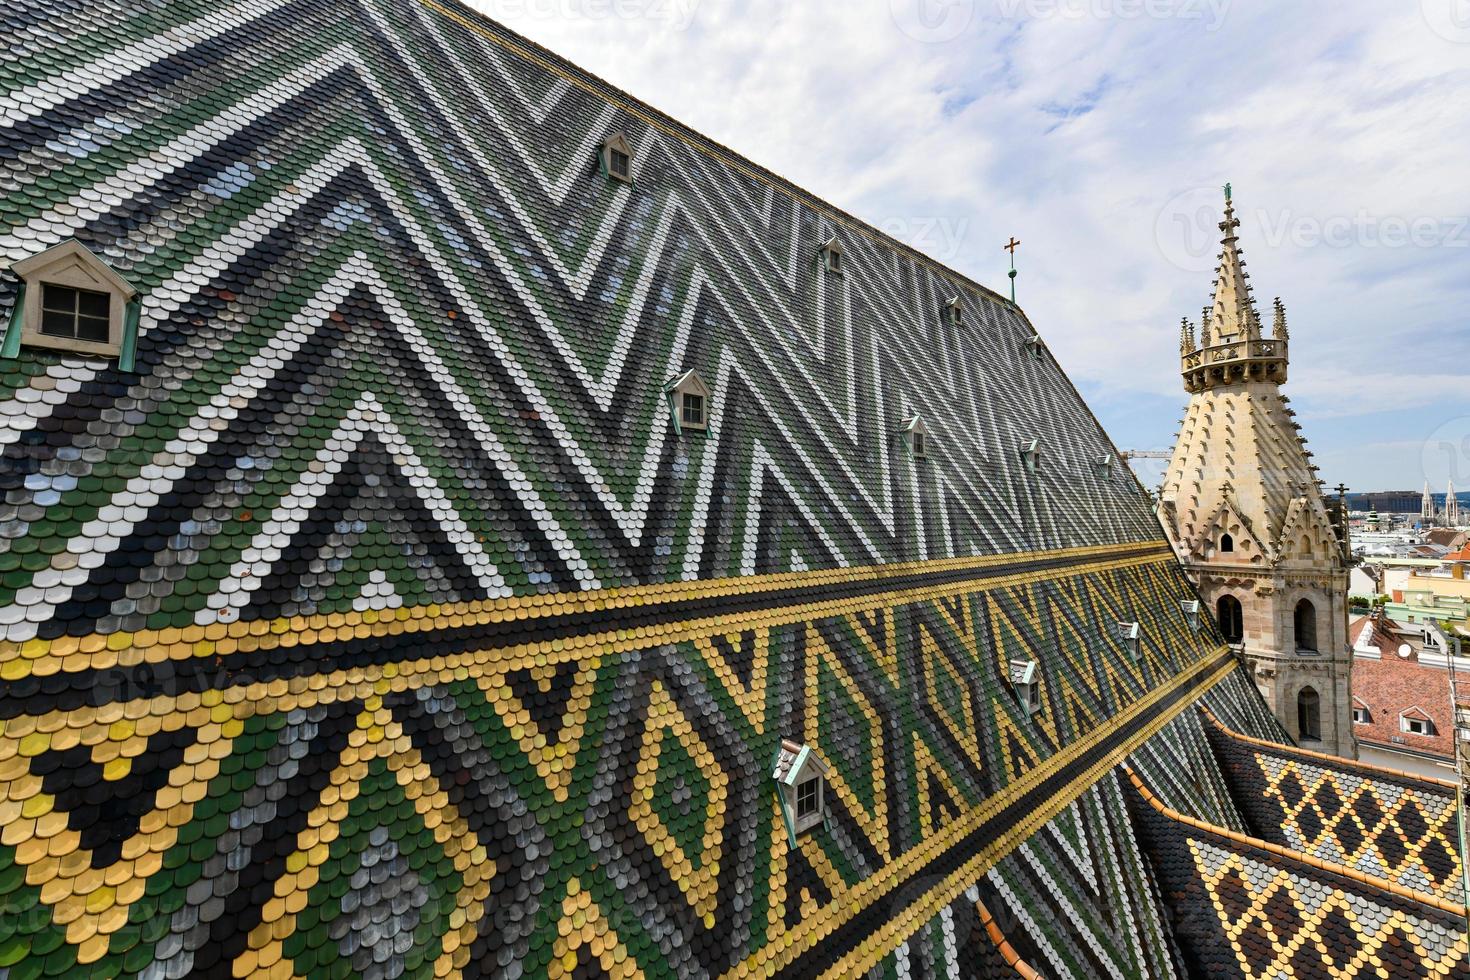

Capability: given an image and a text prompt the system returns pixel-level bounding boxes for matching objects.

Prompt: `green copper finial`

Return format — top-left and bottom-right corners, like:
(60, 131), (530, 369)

(1004, 236), (1020, 303)
(1223, 181), (1232, 204)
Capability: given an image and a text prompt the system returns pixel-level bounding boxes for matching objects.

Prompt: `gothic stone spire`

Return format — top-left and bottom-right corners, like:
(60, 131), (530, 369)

(1178, 190), (1289, 394)
(1209, 195), (1262, 342)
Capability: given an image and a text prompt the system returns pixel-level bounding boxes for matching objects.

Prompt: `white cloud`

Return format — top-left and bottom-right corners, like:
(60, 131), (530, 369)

(462, 0), (1470, 488)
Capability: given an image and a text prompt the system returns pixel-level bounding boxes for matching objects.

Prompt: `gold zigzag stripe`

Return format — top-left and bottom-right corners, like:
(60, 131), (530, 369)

(723, 645), (1239, 980)
(0, 542), (1170, 685)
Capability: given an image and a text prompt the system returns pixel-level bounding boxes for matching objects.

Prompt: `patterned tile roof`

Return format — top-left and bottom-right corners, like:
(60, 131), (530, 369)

(0, 0), (1421, 976)
(1351, 612), (1458, 763)
(1202, 709), (1465, 904)
(1128, 768), (1469, 979)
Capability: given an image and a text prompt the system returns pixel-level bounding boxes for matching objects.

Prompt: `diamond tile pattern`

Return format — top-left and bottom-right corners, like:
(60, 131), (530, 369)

(1129, 773), (1470, 979)
(1204, 713), (1465, 903)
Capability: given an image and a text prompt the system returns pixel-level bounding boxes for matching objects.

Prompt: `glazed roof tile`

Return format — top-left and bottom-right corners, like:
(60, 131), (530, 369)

(0, 0), (1405, 975)
(1128, 767), (1469, 978)
(1202, 708), (1464, 903)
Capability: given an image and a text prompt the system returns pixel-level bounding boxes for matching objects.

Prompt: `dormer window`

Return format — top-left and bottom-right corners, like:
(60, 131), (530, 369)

(1024, 334), (1044, 360)
(818, 237), (843, 275)
(665, 370), (710, 434)
(1116, 621), (1141, 660)
(945, 296), (964, 327)
(1400, 711), (1433, 737)
(1019, 439), (1040, 474)
(1009, 659), (1041, 715)
(1096, 453), (1114, 479)
(772, 739), (829, 844)
(5, 239), (139, 367)
(1180, 599), (1201, 631)
(900, 415), (928, 458)
(600, 132), (634, 185)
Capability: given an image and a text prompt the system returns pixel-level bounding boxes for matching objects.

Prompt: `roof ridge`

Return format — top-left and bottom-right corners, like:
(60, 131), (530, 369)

(1197, 705), (1458, 791)
(1123, 765), (1467, 917)
(417, 0), (1019, 312)
(975, 897), (1045, 979)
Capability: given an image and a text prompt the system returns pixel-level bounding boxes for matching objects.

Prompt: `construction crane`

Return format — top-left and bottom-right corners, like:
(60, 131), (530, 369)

(1120, 450), (1173, 460)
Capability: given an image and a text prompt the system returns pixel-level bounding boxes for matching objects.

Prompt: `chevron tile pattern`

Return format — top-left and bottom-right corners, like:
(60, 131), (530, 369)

(0, 0), (1159, 653)
(1128, 707), (1248, 831)
(976, 772), (1179, 979)
(0, 0), (1441, 977)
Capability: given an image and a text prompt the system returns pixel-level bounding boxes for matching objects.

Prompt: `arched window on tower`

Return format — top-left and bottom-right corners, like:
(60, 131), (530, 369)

(1220, 533), (1234, 553)
(1297, 687), (1321, 742)
(1216, 595), (1243, 644)
(1294, 599), (1318, 653)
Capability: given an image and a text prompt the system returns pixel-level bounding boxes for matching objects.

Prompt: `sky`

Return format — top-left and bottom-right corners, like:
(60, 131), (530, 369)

(466, 0), (1470, 494)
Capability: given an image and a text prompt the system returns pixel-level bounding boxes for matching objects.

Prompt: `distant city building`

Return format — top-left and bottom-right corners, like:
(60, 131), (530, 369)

(1387, 543), (1470, 631)
(1347, 490), (1427, 514)
(1159, 194), (1355, 756)
(1350, 612), (1460, 780)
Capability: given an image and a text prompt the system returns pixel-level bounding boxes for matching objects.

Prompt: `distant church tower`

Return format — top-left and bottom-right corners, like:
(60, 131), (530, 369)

(1423, 481), (1436, 525)
(1448, 481), (1461, 527)
(1159, 189), (1355, 757)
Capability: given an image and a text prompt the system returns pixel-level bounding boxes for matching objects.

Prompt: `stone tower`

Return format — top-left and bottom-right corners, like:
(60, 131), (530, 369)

(1423, 481), (1436, 525)
(1159, 190), (1355, 757)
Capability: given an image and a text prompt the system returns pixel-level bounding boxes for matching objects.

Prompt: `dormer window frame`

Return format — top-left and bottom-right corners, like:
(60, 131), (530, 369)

(1179, 599), (1201, 632)
(1019, 439), (1041, 474)
(1116, 620), (1142, 660)
(945, 295), (964, 327)
(1009, 658), (1041, 716)
(900, 415), (928, 459)
(1399, 709), (1433, 737)
(4, 239), (140, 368)
(818, 237), (844, 275)
(1024, 333), (1044, 360)
(600, 132), (634, 185)
(1096, 453), (1114, 479)
(664, 369), (711, 435)
(772, 740), (830, 845)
